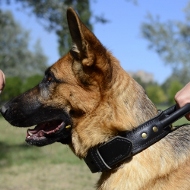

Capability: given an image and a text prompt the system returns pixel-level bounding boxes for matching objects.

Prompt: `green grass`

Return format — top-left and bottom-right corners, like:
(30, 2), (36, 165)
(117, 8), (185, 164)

(0, 118), (82, 167)
(0, 118), (99, 190)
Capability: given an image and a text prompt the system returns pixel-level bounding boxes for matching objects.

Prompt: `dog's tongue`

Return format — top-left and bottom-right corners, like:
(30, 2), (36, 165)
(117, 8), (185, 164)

(26, 120), (65, 138)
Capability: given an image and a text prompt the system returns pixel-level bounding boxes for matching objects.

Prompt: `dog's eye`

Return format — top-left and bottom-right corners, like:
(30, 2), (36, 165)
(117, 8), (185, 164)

(45, 75), (56, 85)
(42, 73), (55, 85)
(47, 76), (53, 83)
(42, 69), (61, 86)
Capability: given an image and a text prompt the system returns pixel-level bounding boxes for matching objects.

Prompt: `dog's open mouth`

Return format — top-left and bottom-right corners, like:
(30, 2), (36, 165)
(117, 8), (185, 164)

(26, 120), (72, 146)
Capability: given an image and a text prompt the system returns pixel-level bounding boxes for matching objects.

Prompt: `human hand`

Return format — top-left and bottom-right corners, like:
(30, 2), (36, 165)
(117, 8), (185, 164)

(0, 70), (5, 94)
(175, 82), (190, 120)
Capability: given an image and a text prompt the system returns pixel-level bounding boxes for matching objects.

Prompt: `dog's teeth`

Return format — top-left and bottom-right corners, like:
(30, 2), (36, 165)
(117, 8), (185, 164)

(28, 131), (33, 136)
(38, 131), (44, 137)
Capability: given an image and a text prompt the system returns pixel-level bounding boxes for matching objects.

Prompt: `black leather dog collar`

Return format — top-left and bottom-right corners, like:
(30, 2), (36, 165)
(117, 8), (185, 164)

(84, 104), (190, 173)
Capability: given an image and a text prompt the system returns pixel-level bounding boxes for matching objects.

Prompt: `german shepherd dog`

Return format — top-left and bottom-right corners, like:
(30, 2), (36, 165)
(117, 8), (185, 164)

(1, 8), (190, 190)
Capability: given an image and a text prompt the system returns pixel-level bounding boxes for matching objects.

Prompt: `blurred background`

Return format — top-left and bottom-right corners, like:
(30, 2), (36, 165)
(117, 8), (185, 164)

(0, 0), (190, 189)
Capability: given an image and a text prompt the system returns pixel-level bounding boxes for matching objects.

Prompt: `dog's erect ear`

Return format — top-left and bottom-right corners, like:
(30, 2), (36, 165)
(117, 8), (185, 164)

(67, 8), (84, 55)
(67, 8), (113, 88)
(67, 8), (106, 67)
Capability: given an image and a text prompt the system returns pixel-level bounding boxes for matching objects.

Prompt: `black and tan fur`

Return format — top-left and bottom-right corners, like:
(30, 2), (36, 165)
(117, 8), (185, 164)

(1, 8), (190, 190)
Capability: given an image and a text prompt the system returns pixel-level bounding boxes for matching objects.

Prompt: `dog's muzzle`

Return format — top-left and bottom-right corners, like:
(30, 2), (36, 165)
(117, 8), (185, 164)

(0, 91), (73, 146)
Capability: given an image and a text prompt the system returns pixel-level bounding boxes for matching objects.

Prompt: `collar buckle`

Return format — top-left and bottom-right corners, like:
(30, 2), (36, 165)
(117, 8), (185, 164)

(84, 136), (132, 173)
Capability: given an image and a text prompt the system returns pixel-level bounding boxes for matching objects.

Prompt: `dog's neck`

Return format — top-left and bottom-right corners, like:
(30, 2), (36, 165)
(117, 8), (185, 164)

(84, 105), (176, 173)
(96, 141), (169, 190)
(71, 62), (158, 157)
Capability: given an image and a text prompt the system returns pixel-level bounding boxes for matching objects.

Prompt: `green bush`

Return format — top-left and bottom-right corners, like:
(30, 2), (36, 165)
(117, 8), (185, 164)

(167, 80), (183, 105)
(0, 74), (43, 105)
(146, 84), (167, 105)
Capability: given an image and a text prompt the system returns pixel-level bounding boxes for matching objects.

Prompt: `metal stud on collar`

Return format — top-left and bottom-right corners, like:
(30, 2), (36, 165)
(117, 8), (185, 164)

(153, 126), (158, 132)
(141, 132), (147, 139)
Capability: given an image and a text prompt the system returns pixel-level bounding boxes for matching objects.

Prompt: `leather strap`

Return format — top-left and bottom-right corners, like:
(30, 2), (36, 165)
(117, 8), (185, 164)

(85, 136), (132, 172)
(84, 104), (190, 173)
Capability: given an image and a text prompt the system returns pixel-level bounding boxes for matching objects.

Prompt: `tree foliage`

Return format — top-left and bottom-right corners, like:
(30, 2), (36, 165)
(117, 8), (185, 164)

(146, 84), (167, 105)
(0, 0), (110, 61)
(14, 0), (93, 56)
(0, 74), (43, 104)
(162, 76), (183, 105)
(0, 76), (22, 103)
(141, 2), (190, 85)
(0, 10), (47, 78)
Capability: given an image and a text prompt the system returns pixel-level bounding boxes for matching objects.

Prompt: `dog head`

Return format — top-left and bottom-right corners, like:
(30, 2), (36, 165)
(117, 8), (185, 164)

(0, 8), (157, 157)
